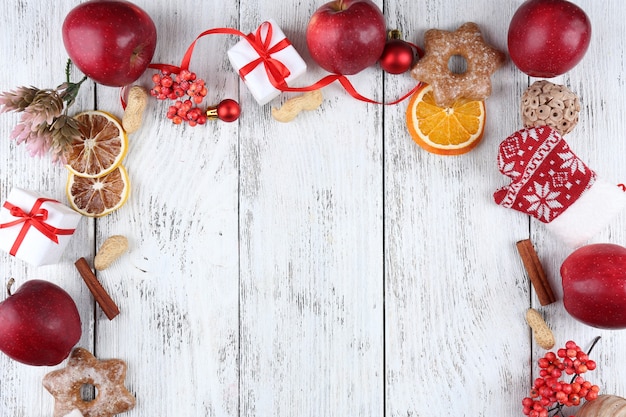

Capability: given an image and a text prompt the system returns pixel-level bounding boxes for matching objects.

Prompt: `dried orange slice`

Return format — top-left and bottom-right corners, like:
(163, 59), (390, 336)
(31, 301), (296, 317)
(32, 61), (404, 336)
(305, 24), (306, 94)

(66, 111), (128, 178)
(406, 83), (486, 155)
(66, 165), (130, 217)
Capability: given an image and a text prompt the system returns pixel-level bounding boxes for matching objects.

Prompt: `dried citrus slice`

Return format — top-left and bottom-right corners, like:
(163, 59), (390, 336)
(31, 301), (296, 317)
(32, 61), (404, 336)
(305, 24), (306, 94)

(66, 165), (130, 217)
(66, 111), (128, 178)
(406, 83), (486, 155)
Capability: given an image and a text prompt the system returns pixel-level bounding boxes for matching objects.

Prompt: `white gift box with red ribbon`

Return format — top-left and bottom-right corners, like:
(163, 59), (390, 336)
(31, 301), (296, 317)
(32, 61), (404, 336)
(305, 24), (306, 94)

(0, 188), (81, 266)
(227, 18), (307, 105)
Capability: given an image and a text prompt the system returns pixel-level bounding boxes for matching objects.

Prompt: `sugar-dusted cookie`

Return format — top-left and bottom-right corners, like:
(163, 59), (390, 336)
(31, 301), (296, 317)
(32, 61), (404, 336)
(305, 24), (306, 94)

(43, 347), (136, 417)
(410, 22), (505, 107)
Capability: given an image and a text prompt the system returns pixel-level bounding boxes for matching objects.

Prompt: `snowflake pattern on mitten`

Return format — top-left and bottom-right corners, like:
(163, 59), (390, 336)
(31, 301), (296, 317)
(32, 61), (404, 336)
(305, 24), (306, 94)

(493, 126), (596, 223)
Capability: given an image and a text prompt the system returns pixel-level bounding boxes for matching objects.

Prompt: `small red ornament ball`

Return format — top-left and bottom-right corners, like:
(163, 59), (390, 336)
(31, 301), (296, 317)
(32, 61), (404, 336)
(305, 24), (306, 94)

(379, 39), (415, 74)
(217, 99), (240, 122)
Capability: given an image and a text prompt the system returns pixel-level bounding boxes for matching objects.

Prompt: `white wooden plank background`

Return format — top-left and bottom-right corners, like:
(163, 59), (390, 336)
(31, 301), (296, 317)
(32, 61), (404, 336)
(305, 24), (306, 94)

(1, 1), (625, 417)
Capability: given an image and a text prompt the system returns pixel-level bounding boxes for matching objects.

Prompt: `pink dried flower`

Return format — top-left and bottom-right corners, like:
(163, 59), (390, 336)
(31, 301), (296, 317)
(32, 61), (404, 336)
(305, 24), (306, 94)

(25, 133), (54, 159)
(0, 86), (40, 113)
(10, 113), (53, 157)
(24, 89), (64, 125)
(50, 114), (81, 163)
(1, 60), (88, 163)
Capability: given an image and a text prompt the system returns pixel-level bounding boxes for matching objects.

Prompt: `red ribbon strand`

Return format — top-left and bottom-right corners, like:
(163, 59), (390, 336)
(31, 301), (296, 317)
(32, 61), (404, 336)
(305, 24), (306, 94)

(148, 21), (421, 106)
(0, 198), (76, 256)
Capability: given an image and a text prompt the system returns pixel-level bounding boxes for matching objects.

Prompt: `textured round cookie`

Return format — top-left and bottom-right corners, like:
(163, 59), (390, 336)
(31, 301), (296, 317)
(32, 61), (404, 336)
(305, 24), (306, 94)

(521, 80), (580, 136)
(410, 22), (505, 107)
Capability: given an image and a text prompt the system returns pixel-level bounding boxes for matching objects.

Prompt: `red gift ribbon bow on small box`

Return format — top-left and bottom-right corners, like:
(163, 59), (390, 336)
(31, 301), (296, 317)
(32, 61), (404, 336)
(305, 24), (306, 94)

(236, 22), (293, 89)
(0, 198), (76, 256)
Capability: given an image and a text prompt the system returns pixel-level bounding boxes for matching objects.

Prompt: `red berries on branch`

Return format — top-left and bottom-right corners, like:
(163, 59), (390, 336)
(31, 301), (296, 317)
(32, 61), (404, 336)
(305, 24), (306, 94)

(150, 70), (240, 126)
(151, 70), (208, 126)
(522, 339), (600, 417)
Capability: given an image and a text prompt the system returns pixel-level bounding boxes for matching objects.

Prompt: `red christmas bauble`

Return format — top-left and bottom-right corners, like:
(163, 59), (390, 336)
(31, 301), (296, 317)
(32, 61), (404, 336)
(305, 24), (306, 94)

(216, 99), (240, 122)
(379, 39), (415, 74)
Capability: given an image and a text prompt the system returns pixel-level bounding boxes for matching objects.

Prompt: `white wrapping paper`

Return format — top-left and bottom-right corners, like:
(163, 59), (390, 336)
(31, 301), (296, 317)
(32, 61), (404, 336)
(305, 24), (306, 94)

(228, 18), (307, 105)
(0, 188), (81, 266)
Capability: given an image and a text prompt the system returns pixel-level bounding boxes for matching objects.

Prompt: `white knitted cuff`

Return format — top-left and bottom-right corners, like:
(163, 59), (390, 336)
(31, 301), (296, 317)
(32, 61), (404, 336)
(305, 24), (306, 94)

(547, 179), (626, 247)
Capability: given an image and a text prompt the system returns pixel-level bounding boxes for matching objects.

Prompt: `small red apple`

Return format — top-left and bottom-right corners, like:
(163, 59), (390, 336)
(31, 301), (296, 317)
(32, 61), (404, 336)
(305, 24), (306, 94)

(508, 0), (591, 78)
(0, 279), (82, 366)
(306, 0), (387, 75)
(62, 0), (157, 87)
(561, 243), (626, 329)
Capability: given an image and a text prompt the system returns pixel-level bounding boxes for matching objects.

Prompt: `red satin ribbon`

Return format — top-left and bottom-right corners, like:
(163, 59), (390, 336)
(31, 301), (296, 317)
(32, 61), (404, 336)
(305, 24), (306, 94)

(0, 198), (76, 256)
(148, 21), (421, 106)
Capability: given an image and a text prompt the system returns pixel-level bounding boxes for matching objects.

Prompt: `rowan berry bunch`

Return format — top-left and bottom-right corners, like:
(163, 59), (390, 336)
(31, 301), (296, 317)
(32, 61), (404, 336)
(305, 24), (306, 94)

(150, 69), (208, 126)
(522, 340), (600, 417)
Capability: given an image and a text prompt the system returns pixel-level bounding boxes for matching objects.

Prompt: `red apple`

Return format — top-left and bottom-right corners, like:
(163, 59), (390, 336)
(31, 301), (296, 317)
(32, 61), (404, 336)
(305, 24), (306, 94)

(306, 0), (387, 75)
(62, 0), (157, 87)
(561, 243), (626, 329)
(0, 279), (82, 366)
(508, 0), (591, 78)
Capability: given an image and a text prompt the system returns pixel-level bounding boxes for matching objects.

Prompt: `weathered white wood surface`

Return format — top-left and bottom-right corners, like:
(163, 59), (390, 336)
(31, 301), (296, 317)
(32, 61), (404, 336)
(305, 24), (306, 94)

(0, 1), (625, 416)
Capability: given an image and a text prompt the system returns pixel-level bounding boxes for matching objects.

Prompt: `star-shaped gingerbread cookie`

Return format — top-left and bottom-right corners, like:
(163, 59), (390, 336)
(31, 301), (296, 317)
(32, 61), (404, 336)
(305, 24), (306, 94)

(43, 347), (136, 417)
(411, 22), (505, 107)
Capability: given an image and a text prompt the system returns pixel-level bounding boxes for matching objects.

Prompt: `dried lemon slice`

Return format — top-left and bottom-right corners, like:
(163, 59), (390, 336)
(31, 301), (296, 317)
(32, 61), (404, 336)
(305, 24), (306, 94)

(406, 83), (486, 155)
(66, 111), (128, 178)
(66, 165), (130, 217)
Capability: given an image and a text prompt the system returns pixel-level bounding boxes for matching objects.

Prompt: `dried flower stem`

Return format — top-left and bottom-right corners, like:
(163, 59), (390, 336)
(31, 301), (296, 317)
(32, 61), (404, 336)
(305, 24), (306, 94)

(60, 60), (88, 109)
(65, 58), (72, 84)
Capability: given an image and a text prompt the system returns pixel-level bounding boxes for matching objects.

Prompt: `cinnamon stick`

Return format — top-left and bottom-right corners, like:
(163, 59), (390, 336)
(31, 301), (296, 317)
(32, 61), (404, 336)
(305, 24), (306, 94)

(75, 257), (120, 320)
(516, 239), (556, 306)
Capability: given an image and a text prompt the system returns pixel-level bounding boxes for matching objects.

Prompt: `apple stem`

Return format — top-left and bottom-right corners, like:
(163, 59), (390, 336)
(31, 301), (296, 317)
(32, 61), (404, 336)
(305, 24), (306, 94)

(6, 277), (15, 296)
(331, 0), (348, 11)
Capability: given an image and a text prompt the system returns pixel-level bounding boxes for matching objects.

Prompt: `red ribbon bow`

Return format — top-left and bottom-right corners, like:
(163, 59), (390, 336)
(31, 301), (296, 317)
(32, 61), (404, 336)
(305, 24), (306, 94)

(238, 22), (293, 89)
(0, 198), (76, 256)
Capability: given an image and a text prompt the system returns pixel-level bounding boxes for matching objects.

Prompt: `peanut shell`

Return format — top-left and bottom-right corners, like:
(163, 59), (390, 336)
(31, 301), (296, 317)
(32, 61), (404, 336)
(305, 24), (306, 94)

(525, 308), (555, 350)
(94, 235), (129, 271)
(122, 86), (148, 133)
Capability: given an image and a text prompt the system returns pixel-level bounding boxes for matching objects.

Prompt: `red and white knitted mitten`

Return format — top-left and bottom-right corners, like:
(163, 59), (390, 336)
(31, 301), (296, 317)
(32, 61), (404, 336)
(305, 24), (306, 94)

(494, 126), (626, 247)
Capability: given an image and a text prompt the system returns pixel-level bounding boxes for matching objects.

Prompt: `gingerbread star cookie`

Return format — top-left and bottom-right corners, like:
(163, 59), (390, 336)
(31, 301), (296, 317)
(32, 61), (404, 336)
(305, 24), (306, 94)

(411, 22), (505, 107)
(43, 347), (136, 417)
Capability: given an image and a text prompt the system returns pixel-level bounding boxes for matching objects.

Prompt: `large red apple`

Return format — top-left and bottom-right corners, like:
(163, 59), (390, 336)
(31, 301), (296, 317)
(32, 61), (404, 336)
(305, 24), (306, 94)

(508, 0), (591, 78)
(561, 244), (626, 329)
(0, 279), (82, 366)
(62, 0), (157, 87)
(306, 0), (386, 75)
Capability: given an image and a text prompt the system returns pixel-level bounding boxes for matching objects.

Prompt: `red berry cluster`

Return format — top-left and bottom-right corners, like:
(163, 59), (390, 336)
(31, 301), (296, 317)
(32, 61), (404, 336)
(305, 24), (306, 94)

(150, 70), (208, 126)
(522, 341), (599, 417)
